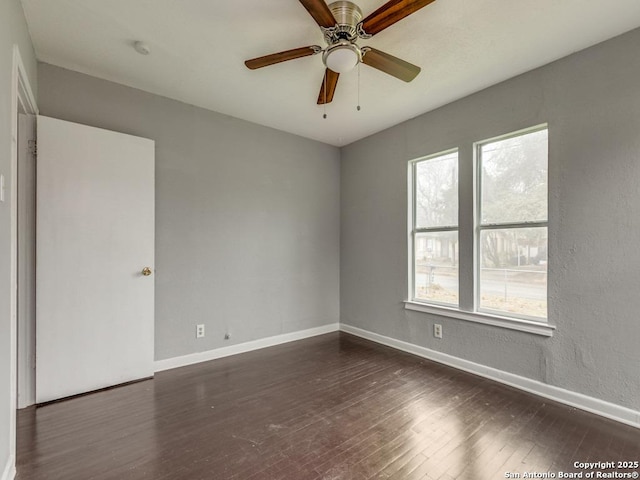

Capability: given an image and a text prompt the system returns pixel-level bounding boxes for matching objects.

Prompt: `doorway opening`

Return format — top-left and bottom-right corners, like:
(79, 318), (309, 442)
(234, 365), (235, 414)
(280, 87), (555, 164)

(16, 104), (37, 409)
(10, 44), (38, 475)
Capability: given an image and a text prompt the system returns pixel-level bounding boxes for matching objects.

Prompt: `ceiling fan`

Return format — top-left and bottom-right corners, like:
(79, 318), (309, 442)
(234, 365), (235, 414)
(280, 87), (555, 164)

(245, 0), (436, 104)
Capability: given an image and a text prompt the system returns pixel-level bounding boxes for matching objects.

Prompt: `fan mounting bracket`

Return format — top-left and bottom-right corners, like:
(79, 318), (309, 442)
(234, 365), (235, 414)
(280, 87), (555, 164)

(321, 25), (357, 44)
(356, 22), (372, 39)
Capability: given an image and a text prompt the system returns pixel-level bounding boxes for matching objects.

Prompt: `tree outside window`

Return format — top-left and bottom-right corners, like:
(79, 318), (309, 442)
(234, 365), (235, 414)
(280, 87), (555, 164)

(478, 128), (548, 319)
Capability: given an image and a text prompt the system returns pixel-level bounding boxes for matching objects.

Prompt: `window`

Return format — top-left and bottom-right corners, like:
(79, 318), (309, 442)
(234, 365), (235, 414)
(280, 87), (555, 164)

(477, 127), (548, 320)
(408, 126), (549, 331)
(410, 150), (459, 306)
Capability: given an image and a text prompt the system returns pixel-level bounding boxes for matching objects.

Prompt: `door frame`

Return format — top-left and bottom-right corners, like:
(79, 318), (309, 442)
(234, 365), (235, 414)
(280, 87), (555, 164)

(9, 44), (38, 473)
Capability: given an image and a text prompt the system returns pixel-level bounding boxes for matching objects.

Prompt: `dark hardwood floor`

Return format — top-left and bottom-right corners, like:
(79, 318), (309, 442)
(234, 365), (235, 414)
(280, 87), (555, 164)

(16, 332), (640, 480)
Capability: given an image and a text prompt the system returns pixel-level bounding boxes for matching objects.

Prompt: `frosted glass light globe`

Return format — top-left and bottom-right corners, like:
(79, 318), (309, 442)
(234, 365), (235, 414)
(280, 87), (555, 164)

(324, 45), (359, 73)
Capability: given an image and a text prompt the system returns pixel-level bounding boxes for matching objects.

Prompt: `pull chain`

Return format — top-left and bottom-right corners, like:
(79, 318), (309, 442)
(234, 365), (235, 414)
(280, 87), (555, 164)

(357, 63), (361, 111)
(323, 70), (327, 119)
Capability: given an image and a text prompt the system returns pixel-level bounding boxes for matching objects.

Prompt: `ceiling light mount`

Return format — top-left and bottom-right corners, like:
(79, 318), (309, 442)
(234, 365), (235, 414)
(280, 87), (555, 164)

(134, 41), (151, 55)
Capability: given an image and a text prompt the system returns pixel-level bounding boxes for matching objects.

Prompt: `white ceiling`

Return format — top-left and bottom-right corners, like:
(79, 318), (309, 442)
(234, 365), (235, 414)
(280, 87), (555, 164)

(21, 0), (640, 147)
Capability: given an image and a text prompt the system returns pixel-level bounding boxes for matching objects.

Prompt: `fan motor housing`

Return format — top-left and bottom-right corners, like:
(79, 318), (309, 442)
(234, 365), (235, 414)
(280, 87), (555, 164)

(324, 1), (363, 42)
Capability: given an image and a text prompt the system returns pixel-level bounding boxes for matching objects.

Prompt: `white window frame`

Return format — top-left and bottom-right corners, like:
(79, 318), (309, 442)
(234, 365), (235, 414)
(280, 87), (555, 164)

(405, 126), (555, 337)
(474, 125), (549, 322)
(408, 148), (459, 307)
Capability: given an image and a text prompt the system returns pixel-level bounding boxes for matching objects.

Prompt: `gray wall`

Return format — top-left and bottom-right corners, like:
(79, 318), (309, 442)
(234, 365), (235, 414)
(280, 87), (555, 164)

(0, 0), (37, 474)
(341, 28), (640, 411)
(38, 63), (340, 361)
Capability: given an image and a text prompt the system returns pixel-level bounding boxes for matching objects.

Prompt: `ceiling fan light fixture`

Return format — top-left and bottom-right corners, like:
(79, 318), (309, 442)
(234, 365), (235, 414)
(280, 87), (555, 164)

(245, 0), (430, 104)
(323, 42), (361, 73)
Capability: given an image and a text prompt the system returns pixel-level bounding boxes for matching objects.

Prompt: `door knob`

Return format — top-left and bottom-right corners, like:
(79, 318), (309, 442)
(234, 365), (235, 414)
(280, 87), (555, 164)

(142, 267), (152, 276)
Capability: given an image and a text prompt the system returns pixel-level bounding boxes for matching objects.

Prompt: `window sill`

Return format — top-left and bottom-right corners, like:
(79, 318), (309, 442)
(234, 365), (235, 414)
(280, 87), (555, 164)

(404, 301), (555, 337)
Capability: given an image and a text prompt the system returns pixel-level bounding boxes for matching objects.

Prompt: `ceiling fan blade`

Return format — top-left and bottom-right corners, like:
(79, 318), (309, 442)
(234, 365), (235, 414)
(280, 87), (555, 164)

(362, 47), (421, 82)
(245, 46), (321, 70)
(317, 69), (340, 104)
(299, 0), (337, 28)
(359, 0), (436, 37)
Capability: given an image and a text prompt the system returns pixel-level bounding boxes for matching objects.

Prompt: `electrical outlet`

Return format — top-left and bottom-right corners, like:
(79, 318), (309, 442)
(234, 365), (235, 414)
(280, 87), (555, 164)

(196, 324), (205, 338)
(434, 324), (443, 339)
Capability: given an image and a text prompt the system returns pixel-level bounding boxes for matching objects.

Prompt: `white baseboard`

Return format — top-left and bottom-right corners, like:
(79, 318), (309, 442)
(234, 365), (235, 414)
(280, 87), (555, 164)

(1, 456), (15, 480)
(340, 324), (640, 429)
(155, 323), (340, 372)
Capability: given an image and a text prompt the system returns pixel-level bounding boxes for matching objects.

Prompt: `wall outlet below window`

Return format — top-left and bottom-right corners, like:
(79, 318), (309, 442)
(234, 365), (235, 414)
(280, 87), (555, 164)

(434, 324), (443, 339)
(196, 324), (205, 338)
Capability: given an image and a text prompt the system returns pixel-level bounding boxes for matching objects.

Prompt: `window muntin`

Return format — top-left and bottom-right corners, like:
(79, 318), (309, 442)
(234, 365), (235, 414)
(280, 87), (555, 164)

(411, 150), (459, 307)
(477, 127), (548, 320)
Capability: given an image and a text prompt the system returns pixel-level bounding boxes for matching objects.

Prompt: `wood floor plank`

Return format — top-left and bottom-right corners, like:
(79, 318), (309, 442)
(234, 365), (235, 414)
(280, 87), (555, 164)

(16, 332), (640, 480)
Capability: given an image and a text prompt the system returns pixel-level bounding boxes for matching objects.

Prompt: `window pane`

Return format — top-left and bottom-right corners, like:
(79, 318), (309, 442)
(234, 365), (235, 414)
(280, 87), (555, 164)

(479, 227), (547, 319)
(414, 231), (459, 306)
(480, 129), (548, 224)
(415, 151), (458, 229)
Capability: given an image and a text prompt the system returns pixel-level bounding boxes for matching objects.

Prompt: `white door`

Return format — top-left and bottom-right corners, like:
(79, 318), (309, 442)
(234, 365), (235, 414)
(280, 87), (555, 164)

(36, 116), (155, 404)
